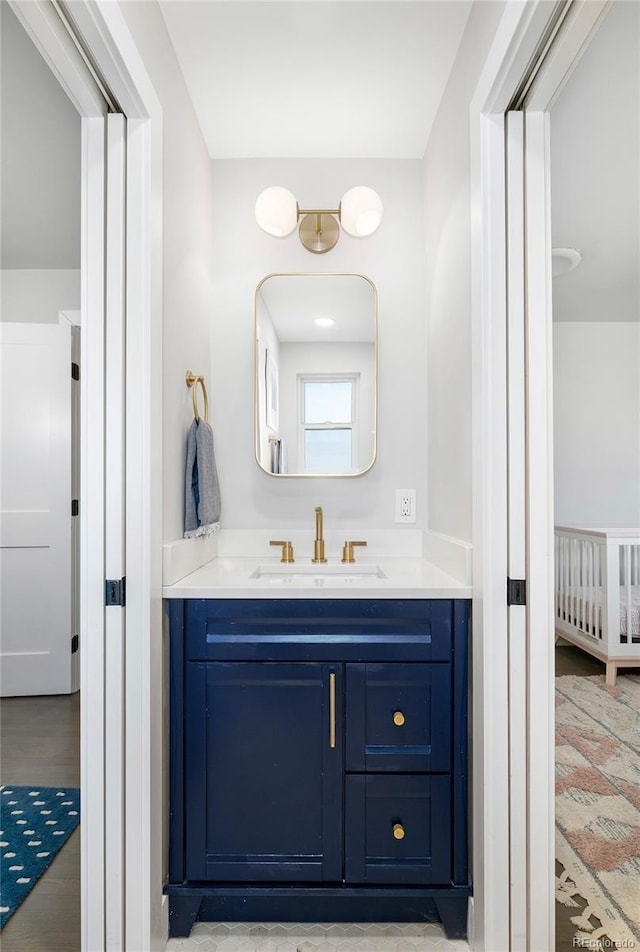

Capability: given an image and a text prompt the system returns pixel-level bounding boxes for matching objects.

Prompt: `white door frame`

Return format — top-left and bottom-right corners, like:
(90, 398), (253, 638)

(470, 1), (611, 949)
(9, 2), (164, 949)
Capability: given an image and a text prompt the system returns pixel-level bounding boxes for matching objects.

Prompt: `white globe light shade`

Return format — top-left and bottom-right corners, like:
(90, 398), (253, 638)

(340, 186), (383, 238)
(255, 187), (298, 237)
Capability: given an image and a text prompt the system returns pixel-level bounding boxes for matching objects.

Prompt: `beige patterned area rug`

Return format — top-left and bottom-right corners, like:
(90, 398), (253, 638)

(556, 674), (640, 947)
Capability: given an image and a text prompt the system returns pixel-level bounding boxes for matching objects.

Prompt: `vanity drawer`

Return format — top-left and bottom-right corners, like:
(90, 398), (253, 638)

(346, 662), (451, 772)
(345, 774), (451, 885)
(183, 599), (454, 662)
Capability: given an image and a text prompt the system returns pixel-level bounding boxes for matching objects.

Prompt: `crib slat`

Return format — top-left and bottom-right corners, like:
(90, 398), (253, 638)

(578, 541), (582, 630)
(587, 543), (595, 636)
(596, 543), (602, 640)
(625, 544), (632, 640)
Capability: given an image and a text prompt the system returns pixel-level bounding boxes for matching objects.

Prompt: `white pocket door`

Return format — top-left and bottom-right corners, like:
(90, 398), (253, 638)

(0, 320), (75, 696)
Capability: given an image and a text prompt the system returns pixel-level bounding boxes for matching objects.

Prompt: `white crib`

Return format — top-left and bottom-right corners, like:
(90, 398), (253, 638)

(554, 526), (640, 685)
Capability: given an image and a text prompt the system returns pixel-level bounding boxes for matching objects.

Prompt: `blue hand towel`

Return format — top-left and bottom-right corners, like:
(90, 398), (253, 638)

(184, 418), (221, 538)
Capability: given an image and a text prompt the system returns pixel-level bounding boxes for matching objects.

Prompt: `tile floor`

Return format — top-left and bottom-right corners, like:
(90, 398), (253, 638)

(165, 921), (470, 951)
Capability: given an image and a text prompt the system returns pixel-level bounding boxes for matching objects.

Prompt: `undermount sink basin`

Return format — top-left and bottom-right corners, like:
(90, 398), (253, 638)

(250, 563), (387, 581)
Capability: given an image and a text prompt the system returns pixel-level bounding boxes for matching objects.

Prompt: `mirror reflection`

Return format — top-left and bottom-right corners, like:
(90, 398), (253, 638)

(255, 273), (377, 477)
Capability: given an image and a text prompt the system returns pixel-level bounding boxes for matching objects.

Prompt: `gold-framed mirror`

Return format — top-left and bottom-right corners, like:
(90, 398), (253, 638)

(254, 273), (378, 477)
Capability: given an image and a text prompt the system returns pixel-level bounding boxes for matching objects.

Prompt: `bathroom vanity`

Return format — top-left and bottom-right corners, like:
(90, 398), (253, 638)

(164, 575), (471, 940)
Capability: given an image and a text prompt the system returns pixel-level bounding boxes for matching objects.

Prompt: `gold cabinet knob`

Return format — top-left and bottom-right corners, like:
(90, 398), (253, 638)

(393, 823), (405, 840)
(393, 711), (405, 727)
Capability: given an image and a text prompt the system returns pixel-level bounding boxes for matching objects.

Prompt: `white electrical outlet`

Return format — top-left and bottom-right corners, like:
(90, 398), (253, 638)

(395, 489), (416, 524)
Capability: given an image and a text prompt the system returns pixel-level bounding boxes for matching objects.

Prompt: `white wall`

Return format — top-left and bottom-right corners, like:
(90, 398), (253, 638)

(553, 322), (640, 526)
(0, 4), (81, 327)
(0, 2), (80, 270)
(210, 158), (427, 532)
(118, 2), (217, 545)
(550, 0), (639, 325)
(422, 1), (506, 545)
(1, 270), (80, 323)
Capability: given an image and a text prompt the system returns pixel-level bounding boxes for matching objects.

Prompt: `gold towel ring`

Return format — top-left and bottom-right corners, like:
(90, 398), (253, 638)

(185, 371), (209, 422)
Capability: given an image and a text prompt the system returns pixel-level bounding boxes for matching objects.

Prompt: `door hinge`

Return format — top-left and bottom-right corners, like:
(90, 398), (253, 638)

(507, 577), (527, 606)
(71, 634), (79, 653)
(71, 362), (80, 380)
(71, 499), (79, 517)
(105, 577), (126, 607)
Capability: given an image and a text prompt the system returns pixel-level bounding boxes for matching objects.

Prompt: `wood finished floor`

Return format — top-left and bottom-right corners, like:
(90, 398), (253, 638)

(0, 692), (80, 952)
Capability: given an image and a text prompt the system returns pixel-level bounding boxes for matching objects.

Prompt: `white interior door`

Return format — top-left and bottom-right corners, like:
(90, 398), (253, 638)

(0, 320), (75, 696)
(506, 110), (528, 949)
(504, 106), (556, 952)
(104, 110), (127, 952)
(80, 110), (128, 952)
(522, 107), (556, 952)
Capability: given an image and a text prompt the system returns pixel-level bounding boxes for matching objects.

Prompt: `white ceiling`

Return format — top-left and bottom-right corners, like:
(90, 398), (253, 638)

(0, 3), (81, 270)
(159, 1), (472, 159)
(551, 0), (639, 322)
(260, 273), (375, 342)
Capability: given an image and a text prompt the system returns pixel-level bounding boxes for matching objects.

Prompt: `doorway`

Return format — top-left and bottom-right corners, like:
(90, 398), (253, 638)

(0, 4), (85, 946)
(0, 2), (82, 699)
(549, 2), (640, 946)
(474, 0), (639, 948)
(2, 1), (164, 948)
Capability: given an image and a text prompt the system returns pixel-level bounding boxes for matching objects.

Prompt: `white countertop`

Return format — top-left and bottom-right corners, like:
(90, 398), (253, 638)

(163, 557), (471, 600)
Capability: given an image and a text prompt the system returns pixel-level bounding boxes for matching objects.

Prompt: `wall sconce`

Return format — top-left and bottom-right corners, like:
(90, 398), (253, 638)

(255, 186), (383, 254)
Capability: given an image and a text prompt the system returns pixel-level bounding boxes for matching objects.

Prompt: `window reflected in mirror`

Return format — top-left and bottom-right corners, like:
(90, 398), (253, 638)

(255, 273), (377, 477)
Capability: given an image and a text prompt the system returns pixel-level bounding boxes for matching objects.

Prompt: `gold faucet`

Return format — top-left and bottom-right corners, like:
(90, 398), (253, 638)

(312, 506), (327, 563)
(341, 540), (367, 564)
(270, 540), (295, 563)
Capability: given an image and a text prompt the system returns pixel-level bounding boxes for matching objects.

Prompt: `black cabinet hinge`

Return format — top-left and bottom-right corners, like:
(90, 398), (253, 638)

(71, 634), (79, 653)
(72, 362), (80, 380)
(105, 577), (126, 607)
(507, 577), (527, 606)
(71, 499), (79, 517)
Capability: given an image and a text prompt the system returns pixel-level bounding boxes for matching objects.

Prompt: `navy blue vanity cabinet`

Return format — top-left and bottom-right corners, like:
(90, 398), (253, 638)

(166, 598), (470, 941)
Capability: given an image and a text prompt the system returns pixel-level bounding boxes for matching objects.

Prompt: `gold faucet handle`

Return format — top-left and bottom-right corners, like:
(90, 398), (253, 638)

(270, 540), (295, 563)
(341, 540), (367, 563)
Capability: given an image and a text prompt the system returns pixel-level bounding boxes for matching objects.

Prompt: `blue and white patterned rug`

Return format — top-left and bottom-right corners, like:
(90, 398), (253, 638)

(0, 785), (80, 929)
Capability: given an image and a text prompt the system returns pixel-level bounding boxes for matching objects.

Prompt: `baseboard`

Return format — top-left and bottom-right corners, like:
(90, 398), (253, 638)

(423, 530), (473, 585)
(162, 533), (218, 586)
(151, 894), (169, 951)
(467, 895), (475, 949)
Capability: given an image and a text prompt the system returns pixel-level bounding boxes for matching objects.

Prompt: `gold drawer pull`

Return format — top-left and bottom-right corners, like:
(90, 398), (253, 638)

(329, 672), (336, 749)
(393, 822), (405, 840)
(393, 711), (405, 727)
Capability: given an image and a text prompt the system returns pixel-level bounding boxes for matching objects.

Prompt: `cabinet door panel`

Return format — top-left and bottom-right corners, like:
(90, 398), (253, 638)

(345, 774), (451, 885)
(185, 662), (342, 882)
(346, 663), (451, 772)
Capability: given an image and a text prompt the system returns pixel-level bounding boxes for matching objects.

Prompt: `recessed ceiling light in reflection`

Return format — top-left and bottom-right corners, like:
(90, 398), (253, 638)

(552, 247), (582, 277)
(314, 317), (335, 327)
